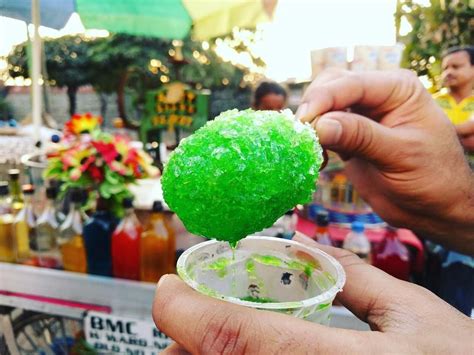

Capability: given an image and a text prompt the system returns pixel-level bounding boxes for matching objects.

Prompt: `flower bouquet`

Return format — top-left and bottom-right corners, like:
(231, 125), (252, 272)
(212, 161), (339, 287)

(44, 113), (159, 216)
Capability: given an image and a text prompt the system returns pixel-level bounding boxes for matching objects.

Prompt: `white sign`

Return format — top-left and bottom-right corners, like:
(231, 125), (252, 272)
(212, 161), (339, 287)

(84, 311), (172, 354)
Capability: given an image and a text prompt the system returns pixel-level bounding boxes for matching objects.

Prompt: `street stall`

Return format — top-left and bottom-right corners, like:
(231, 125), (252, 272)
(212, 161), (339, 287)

(2, 0), (469, 354)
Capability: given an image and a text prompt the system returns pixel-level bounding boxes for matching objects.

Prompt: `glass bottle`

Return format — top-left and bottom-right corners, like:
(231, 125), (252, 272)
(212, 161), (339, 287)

(35, 186), (61, 268)
(314, 209), (332, 246)
(8, 169), (23, 214)
(140, 201), (175, 282)
(112, 198), (142, 280)
(58, 188), (88, 273)
(0, 182), (15, 262)
(83, 197), (118, 276)
(373, 226), (410, 280)
(343, 221), (371, 263)
(13, 184), (36, 263)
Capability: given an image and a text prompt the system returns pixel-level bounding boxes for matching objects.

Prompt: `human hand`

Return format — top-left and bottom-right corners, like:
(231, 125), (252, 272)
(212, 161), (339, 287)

(295, 69), (474, 253)
(456, 120), (474, 153)
(153, 233), (473, 354)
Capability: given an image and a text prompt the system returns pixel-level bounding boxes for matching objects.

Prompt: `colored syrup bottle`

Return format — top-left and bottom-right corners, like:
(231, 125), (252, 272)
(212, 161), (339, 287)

(314, 209), (332, 246)
(0, 182), (15, 262)
(35, 186), (62, 268)
(373, 226), (410, 281)
(58, 188), (88, 273)
(13, 184), (36, 263)
(343, 221), (371, 263)
(112, 198), (142, 280)
(140, 201), (175, 282)
(83, 197), (118, 276)
(8, 169), (23, 214)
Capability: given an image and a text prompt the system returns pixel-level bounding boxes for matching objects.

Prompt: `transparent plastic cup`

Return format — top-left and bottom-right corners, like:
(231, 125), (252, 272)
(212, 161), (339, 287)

(177, 236), (346, 324)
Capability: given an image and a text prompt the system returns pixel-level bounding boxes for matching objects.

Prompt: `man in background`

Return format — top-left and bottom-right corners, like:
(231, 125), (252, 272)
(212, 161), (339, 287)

(434, 46), (474, 163)
(430, 45), (474, 316)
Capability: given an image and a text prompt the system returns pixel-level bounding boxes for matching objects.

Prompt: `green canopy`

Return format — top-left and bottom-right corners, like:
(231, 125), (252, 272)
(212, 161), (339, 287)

(76, 0), (192, 39)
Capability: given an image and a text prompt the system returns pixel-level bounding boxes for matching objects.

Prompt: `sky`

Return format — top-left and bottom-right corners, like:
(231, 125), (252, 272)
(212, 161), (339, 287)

(0, 0), (400, 82)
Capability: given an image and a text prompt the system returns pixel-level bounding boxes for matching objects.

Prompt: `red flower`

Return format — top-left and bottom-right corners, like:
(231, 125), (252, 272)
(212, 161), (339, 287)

(89, 165), (104, 182)
(80, 155), (96, 172)
(92, 141), (118, 164)
(64, 113), (103, 136)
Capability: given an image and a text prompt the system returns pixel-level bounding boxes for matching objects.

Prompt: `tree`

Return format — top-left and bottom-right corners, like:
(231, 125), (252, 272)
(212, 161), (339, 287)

(8, 36), (92, 115)
(7, 30), (263, 127)
(87, 34), (172, 128)
(45, 36), (92, 115)
(395, 0), (473, 88)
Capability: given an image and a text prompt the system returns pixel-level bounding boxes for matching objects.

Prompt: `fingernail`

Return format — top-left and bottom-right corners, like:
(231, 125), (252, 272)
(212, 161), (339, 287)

(157, 274), (171, 289)
(315, 117), (342, 146)
(319, 149), (329, 171)
(295, 102), (308, 120)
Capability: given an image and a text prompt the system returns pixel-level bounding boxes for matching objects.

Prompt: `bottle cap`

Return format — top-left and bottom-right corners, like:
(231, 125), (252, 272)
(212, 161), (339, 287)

(123, 197), (134, 208)
(51, 134), (61, 143)
(316, 209), (329, 226)
(8, 169), (20, 180)
(152, 201), (164, 212)
(70, 188), (84, 203)
(0, 182), (9, 196)
(46, 186), (58, 199)
(22, 184), (35, 195)
(351, 221), (364, 233)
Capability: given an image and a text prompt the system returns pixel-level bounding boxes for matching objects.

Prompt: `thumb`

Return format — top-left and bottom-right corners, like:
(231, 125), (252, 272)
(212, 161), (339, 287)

(314, 111), (400, 165)
(153, 274), (386, 354)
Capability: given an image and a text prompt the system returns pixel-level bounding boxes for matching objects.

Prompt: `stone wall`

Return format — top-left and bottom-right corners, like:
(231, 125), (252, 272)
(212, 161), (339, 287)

(6, 86), (119, 128)
(6, 85), (254, 129)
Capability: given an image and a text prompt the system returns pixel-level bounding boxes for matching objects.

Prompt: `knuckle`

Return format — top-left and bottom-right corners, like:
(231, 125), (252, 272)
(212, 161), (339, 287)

(199, 312), (255, 355)
(346, 117), (374, 154)
(397, 68), (418, 82)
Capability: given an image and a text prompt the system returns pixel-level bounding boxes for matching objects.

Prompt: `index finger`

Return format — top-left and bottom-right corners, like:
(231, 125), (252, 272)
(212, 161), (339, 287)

(292, 233), (419, 325)
(296, 70), (419, 123)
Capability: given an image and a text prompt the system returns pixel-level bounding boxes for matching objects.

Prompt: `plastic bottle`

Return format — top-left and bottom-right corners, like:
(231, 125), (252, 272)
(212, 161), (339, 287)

(13, 184), (36, 263)
(8, 169), (23, 214)
(314, 209), (332, 246)
(0, 182), (15, 262)
(112, 198), (142, 280)
(83, 197), (118, 276)
(343, 221), (371, 263)
(58, 188), (88, 273)
(373, 226), (410, 280)
(140, 201), (175, 282)
(35, 186), (62, 268)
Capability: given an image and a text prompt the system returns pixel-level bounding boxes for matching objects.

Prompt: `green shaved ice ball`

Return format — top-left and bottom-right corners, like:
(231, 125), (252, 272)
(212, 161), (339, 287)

(162, 109), (323, 245)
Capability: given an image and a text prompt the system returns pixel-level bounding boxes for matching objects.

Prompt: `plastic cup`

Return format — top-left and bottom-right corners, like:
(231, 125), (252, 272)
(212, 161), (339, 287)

(177, 236), (346, 324)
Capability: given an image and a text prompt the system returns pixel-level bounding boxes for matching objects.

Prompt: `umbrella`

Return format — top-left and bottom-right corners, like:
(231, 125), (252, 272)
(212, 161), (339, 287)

(0, 0), (277, 40)
(0, 0), (277, 141)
